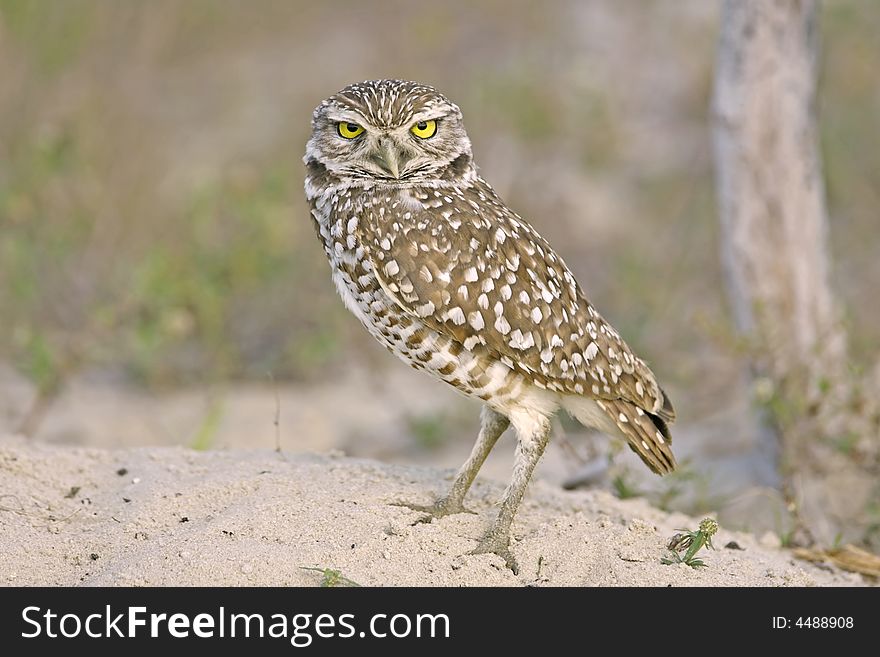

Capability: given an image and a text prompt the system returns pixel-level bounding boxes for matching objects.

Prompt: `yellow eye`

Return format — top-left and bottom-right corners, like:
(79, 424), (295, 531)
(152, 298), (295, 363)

(410, 119), (437, 139)
(337, 122), (365, 139)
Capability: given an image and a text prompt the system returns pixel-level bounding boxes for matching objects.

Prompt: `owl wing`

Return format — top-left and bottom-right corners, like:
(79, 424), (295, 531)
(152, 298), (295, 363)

(359, 183), (675, 471)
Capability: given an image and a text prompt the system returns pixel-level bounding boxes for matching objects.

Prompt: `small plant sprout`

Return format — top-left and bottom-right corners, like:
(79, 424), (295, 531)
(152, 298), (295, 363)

(662, 518), (719, 569)
(301, 567), (362, 587)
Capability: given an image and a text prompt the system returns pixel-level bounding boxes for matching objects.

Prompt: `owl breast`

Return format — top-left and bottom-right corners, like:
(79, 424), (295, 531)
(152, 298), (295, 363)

(307, 181), (534, 411)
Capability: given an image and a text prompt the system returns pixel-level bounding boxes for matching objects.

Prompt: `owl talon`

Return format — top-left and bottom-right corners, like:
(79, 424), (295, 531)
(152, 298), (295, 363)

(392, 499), (474, 523)
(470, 532), (519, 574)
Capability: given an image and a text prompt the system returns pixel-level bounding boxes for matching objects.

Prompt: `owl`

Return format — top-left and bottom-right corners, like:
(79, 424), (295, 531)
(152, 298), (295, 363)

(304, 80), (676, 573)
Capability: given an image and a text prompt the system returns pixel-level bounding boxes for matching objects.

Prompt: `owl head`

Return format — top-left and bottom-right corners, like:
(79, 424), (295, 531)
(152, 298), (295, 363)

(305, 80), (474, 183)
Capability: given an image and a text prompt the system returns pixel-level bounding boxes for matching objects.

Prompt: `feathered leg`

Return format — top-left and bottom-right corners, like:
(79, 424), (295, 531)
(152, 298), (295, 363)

(471, 409), (551, 574)
(398, 406), (509, 518)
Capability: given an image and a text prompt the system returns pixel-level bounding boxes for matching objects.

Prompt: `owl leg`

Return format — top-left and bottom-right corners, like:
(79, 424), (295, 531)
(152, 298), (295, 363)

(470, 410), (551, 574)
(395, 407), (509, 519)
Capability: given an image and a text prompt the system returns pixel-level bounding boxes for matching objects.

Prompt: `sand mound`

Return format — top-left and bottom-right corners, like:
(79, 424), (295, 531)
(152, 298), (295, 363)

(0, 436), (860, 586)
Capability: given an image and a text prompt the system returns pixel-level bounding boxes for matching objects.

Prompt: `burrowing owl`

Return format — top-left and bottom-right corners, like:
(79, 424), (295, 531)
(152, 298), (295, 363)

(305, 80), (676, 572)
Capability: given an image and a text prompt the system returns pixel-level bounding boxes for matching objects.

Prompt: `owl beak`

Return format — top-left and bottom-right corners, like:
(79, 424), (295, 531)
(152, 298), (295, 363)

(372, 137), (402, 179)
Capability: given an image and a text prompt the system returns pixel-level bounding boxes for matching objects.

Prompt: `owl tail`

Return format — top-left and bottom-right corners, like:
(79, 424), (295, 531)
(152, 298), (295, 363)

(563, 394), (676, 475)
(595, 398), (677, 475)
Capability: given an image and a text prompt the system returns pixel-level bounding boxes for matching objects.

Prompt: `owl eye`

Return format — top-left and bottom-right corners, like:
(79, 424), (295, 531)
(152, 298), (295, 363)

(410, 119), (437, 139)
(337, 122), (365, 139)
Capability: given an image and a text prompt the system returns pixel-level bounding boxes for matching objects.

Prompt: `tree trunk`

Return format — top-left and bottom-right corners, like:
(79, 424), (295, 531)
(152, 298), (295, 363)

(712, 0), (879, 548)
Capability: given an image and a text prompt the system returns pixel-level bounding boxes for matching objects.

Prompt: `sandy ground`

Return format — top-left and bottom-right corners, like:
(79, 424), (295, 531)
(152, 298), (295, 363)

(0, 435), (862, 587)
(0, 364), (792, 540)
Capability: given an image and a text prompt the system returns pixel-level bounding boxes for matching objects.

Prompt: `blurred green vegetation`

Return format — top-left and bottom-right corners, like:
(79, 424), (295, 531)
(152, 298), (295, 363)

(0, 122), (351, 385)
(0, 126), (348, 386)
(820, 2), (880, 361)
(0, 0), (877, 401)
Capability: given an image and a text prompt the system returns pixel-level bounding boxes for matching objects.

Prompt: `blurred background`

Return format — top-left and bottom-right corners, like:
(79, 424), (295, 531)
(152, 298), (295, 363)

(1, 0), (877, 539)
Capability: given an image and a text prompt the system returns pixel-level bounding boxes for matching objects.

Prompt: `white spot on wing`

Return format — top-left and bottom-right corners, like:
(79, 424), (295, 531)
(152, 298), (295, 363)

(447, 307), (466, 325)
(585, 342), (599, 361)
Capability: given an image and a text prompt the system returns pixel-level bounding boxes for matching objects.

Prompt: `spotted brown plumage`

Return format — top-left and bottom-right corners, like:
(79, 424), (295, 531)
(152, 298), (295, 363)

(305, 79), (677, 571)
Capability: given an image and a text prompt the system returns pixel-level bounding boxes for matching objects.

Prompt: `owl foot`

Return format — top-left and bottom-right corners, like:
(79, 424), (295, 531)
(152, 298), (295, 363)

(470, 530), (518, 574)
(391, 498), (474, 524)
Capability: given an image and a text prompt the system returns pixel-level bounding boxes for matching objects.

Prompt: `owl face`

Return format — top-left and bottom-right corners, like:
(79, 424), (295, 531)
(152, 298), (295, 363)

(306, 80), (473, 183)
